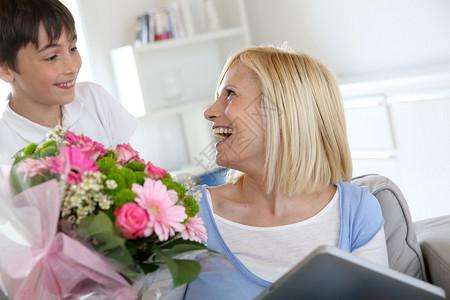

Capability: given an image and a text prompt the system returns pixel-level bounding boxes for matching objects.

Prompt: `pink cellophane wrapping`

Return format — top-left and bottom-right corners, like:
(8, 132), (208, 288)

(0, 178), (137, 299)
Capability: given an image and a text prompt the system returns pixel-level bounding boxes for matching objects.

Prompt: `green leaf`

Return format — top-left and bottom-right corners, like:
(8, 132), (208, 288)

(170, 259), (201, 287)
(78, 212), (124, 250)
(138, 262), (160, 274)
(9, 157), (27, 195)
(159, 239), (210, 257)
(78, 212), (135, 269)
(153, 246), (202, 287)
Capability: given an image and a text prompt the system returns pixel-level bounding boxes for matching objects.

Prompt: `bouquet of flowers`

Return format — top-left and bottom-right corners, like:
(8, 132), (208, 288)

(0, 126), (211, 299)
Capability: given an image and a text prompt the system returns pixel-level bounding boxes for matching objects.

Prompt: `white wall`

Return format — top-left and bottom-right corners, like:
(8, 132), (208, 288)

(340, 72), (450, 221)
(244, 0), (450, 79)
(76, 0), (154, 96)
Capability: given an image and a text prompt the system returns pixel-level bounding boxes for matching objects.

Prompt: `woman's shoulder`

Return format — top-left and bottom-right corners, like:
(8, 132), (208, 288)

(207, 182), (238, 201)
(337, 181), (373, 200)
(207, 182), (244, 216)
(337, 181), (382, 216)
(336, 182), (385, 251)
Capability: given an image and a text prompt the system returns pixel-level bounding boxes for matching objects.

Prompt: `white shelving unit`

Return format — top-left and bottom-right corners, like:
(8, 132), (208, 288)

(110, 0), (250, 175)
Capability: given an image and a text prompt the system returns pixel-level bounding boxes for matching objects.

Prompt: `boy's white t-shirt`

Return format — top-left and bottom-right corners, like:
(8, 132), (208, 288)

(0, 81), (138, 164)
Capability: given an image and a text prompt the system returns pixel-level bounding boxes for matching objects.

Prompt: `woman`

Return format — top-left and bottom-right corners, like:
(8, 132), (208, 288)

(183, 46), (388, 299)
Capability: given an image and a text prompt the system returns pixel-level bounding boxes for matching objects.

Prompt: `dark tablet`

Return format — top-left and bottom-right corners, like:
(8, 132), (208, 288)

(255, 245), (446, 300)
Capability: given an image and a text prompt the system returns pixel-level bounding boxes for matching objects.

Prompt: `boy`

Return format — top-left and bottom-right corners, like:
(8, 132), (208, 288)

(0, 0), (138, 164)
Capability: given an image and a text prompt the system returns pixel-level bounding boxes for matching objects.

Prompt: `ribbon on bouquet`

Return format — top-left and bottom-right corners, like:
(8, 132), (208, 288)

(0, 179), (137, 300)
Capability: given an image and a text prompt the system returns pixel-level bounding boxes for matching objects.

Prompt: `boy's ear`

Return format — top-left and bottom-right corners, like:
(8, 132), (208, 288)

(0, 63), (14, 83)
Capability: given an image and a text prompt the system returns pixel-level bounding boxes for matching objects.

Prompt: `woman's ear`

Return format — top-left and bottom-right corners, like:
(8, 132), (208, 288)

(0, 63), (14, 83)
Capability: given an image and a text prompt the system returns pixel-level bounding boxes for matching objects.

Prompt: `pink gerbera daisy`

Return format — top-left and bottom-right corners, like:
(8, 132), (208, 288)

(181, 216), (208, 243)
(132, 178), (187, 241)
(49, 145), (99, 184)
(16, 157), (53, 179)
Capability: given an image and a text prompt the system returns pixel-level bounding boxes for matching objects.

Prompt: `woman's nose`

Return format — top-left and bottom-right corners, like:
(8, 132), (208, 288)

(204, 98), (222, 121)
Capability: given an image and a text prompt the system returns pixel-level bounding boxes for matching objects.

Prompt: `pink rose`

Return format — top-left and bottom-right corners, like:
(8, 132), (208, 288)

(145, 161), (167, 179)
(65, 131), (107, 160)
(114, 202), (149, 239)
(116, 144), (144, 164)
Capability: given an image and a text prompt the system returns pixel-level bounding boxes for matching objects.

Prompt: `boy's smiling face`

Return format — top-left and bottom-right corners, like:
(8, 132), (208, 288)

(4, 23), (82, 126)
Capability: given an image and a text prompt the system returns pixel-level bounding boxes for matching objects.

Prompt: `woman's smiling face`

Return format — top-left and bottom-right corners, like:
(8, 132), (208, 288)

(204, 62), (265, 172)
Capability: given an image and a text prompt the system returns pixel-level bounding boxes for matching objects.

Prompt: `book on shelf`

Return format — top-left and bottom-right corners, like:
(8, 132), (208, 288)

(134, 13), (148, 46)
(134, 1), (190, 46)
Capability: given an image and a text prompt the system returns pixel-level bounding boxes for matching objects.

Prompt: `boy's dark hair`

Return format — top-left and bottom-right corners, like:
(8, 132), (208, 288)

(0, 0), (76, 72)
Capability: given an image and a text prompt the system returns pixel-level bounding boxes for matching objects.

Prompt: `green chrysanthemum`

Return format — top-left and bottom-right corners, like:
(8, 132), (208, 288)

(115, 188), (136, 207)
(183, 196), (199, 218)
(126, 161), (146, 172)
(135, 171), (149, 185)
(97, 157), (118, 175)
(42, 140), (57, 149)
(117, 168), (137, 188)
(39, 145), (58, 157)
(23, 143), (38, 156)
(161, 178), (186, 199)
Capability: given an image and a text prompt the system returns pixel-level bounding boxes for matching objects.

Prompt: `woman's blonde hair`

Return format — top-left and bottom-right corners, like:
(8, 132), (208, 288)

(217, 45), (352, 195)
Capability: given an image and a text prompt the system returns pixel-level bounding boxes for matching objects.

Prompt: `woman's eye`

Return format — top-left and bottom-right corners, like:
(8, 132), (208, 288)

(71, 46), (78, 52)
(226, 89), (236, 100)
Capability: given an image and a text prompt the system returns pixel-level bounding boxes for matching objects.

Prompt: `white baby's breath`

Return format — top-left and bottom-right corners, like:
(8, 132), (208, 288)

(77, 206), (89, 217)
(71, 196), (82, 208)
(183, 177), (197, 189)
(86, 202), (96, 213)
(93, 193), (105, 203)
(191, 190), (202, 201)
(99, 198), (113, 210)
(45, 125), (67, 143)
(61, 206), (72, 217)
(106, 180), (118, 190)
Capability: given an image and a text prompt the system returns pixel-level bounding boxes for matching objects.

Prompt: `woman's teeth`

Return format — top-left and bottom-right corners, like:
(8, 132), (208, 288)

(213, 127), (233, 138)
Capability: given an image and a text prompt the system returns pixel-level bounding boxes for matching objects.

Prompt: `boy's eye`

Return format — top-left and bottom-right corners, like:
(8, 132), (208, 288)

(45, 55), (57, 62)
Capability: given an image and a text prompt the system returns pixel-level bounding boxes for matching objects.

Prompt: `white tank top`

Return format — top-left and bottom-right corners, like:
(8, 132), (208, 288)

(209, 190), (341, 282)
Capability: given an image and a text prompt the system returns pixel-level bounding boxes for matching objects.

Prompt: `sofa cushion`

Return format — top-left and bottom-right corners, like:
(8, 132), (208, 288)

(415, 215), (450, 295)
(352, 174), (427, 280)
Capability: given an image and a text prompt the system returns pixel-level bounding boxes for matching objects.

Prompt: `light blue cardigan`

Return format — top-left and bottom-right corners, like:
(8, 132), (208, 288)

(184, 182), (384, 300)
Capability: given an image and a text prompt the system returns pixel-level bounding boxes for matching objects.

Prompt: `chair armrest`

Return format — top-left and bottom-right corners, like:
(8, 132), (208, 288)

(414, 215), (450, 297)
